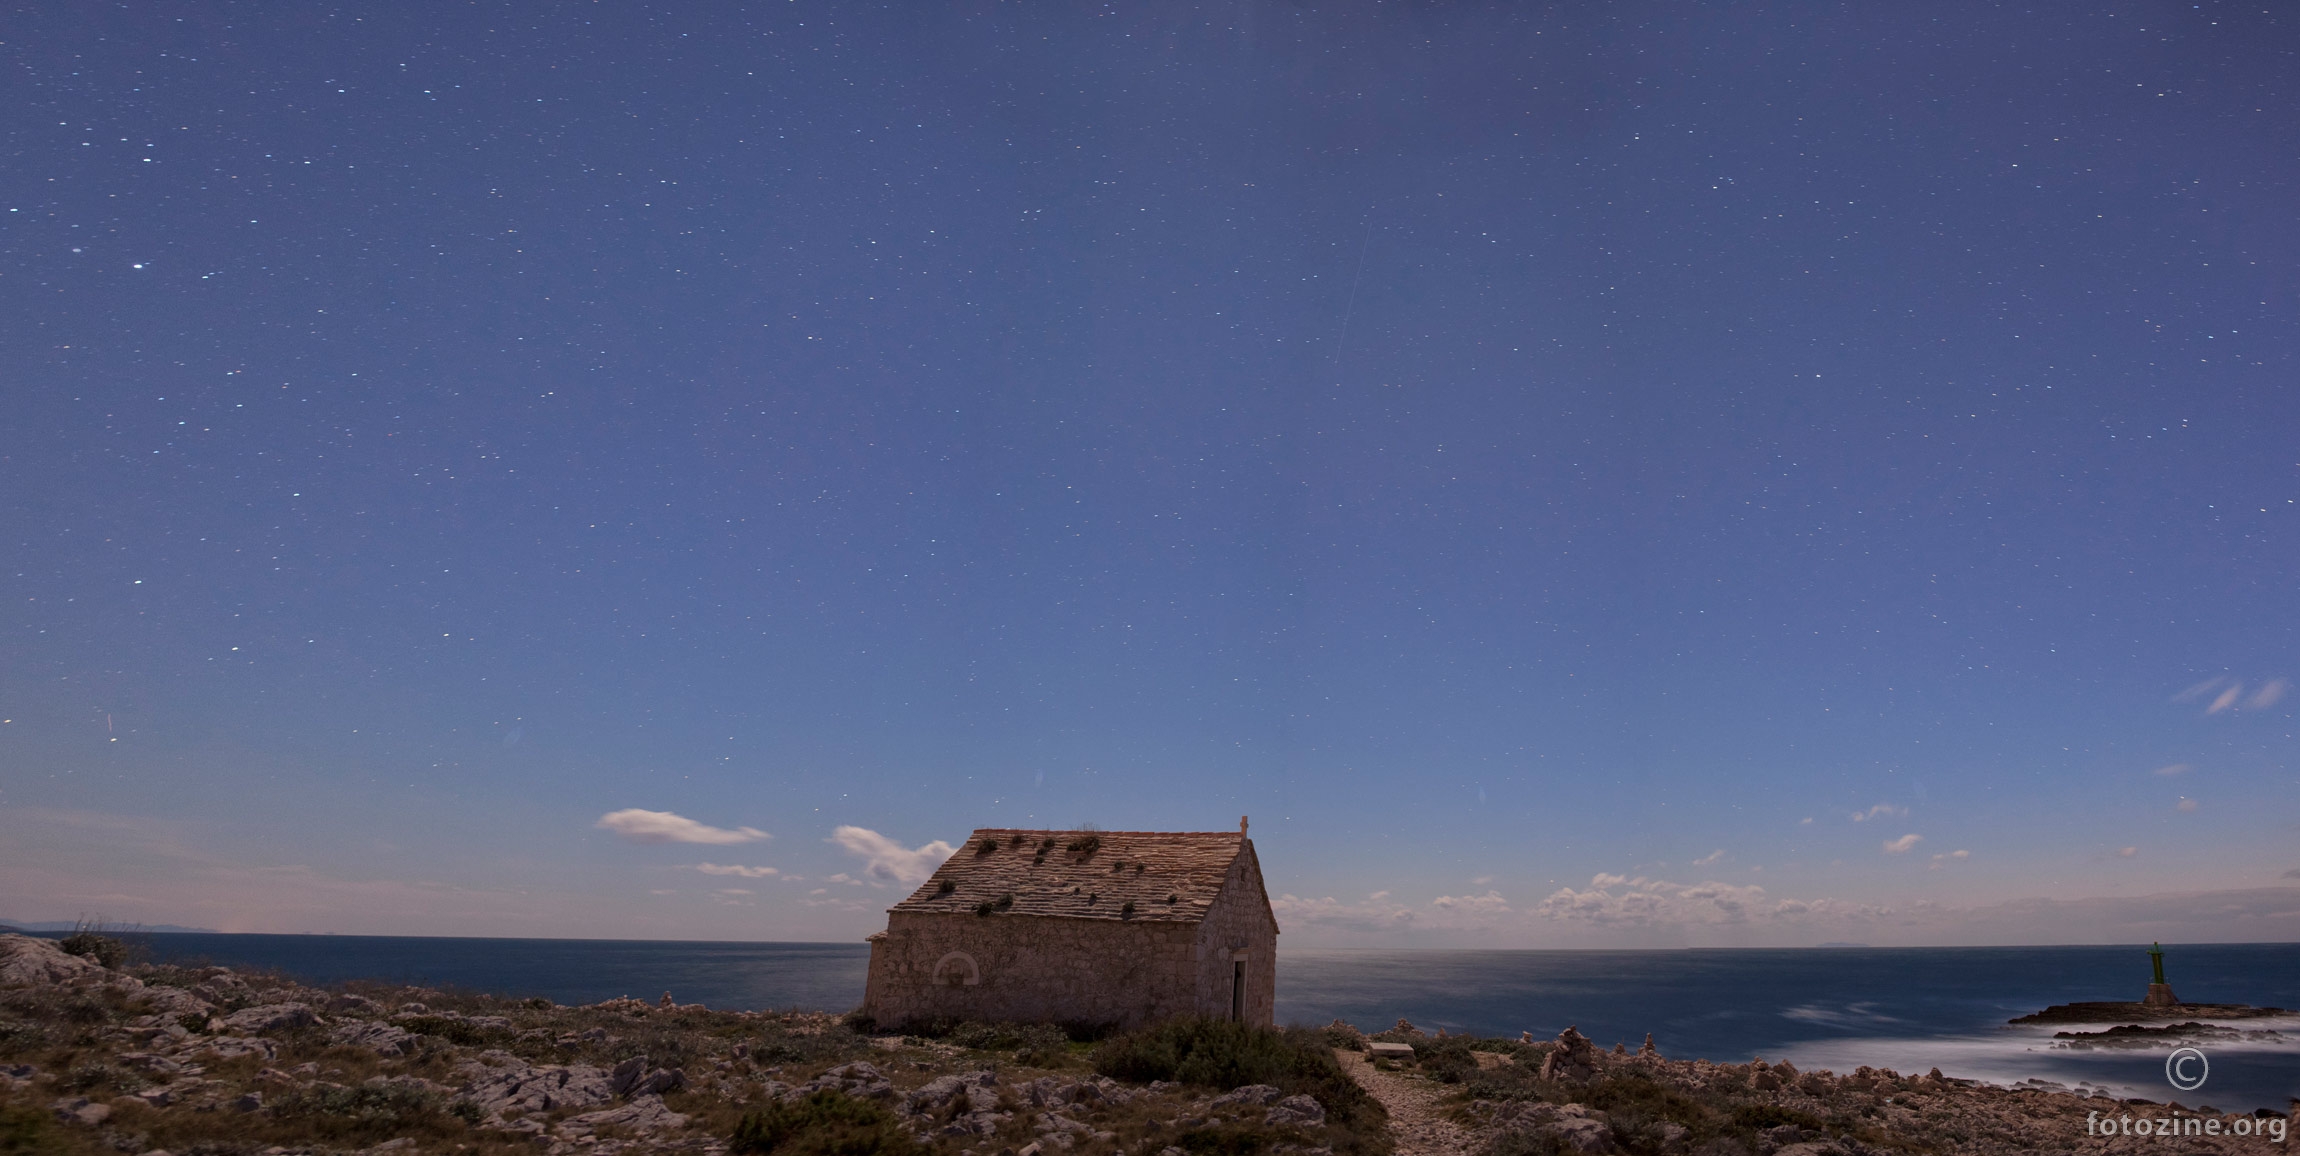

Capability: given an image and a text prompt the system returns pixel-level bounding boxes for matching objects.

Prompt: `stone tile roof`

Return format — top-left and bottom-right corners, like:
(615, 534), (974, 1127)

(889, 828), (1251, 923)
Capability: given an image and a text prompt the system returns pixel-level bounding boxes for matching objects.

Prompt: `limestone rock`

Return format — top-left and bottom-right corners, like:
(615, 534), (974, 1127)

(788, 1060), (896, 1101)
(132, 1085), (181, 1107)
(1264, 1093), (1326, 1127)
(1, 935), (109, 986)
(905, 1068), (998, 1113)
(1210, 1084), (1283, 1109)
(329, 1019), (417, 1056)
(194, 1035), (277, 1062)
(631, 1066), (686, 1096)
(50, 1096), (114, 1127)
(1035, 1110), (1094, 1138)
(1492, 1102), (1615, 1153)
(136, 984), (215, 1019)
(460, 1057), (615, 1117)
(560, 1093), (686, 1137)
(221, 1003), (317, 1035)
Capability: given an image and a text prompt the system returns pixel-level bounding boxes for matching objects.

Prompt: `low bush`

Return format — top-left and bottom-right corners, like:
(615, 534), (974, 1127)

(60, 1061), (141, 1093)
(1172, 1124), (1285, 1154)
(728, 1089), (929, 1155)
(1583, 1074), (1713, 1130)
(1411, 1035), (1478, 1083)
(57, 925), (128, 970)
(1092, 1017), (1387, 1151)
(742, 1020), (869, 1067)
(269, 1081), (468, 1143)
(0, 1104), (59, 1155)
(1729, 1102), (1825, 1132)
(948, 1020), (1067, 1056)
(0, 986), (114, 1027)
(396, 1015), (490, 1047)
(1482, 1130), (1575, 1156)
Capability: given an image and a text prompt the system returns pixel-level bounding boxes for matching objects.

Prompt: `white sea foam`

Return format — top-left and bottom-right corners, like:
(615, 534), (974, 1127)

(1778, 1016), (2300, 1107)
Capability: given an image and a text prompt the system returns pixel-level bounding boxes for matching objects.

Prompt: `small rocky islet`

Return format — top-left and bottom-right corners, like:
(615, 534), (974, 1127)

(4, 933), (2294, 1155)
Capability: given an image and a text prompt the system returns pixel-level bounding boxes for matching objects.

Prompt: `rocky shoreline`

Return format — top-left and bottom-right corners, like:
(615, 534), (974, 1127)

(4, 934), (2294, 1155)
(2009, 1002), (2290, 1025)
(1338, 1019), (2294, 1155)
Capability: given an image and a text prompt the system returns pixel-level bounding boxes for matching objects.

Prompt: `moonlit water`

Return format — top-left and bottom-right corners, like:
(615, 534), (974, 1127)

(119, 935), (2300, 1112)
(1278, 945), (2300, 1114)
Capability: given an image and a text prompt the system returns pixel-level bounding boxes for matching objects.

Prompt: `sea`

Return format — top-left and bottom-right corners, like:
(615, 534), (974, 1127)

(63, 934), (2300, 1114)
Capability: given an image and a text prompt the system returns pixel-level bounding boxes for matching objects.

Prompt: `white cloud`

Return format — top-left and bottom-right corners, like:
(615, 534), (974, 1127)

(1692, 849), (1727, 867)
(1470, 876), (1494, 886)
(2152, 763), (2192, 777)
(2176, 797), (2199, 813)
(2177, 676), (2289, 713)
(822, 873), (865, 887)
(594, 809), (767, 845)
(1534, 874), (1888, 928)
(1851, 804), (1906, 823)
(694, 863), (778, 879)
(2119, 847), (2139, 858)
(1800, 817), (1814, 826)
(1927, 850), (1970, 870)
(2174, 676), (2229, 703)
(827, 826), (956, 889)
(1432, 890), (1510, 913)
(1882, 833), (1923, 854)
(1271, 892), (1417, 934)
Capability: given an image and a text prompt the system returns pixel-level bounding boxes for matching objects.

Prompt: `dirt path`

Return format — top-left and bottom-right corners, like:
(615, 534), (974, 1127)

(1337, 1049), (1475, 1156)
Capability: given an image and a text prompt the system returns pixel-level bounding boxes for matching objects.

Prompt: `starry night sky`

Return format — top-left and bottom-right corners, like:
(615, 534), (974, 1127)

(3, 2), (2295, 944)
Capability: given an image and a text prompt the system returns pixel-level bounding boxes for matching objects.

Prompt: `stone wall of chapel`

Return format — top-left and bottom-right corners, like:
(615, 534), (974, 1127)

(862, 910), (1202, 1031)
(1190, 851), (1278, 1026)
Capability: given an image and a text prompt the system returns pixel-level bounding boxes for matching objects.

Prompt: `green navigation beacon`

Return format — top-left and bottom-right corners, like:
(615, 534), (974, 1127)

(2142, 941), (2180, 1007)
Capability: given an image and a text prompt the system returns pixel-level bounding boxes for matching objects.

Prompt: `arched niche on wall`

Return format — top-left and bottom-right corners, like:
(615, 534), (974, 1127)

(933, 951), (981, 986)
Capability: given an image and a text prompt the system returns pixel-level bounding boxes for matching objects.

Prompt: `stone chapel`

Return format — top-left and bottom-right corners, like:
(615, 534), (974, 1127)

(859, 819), (1278, 1031)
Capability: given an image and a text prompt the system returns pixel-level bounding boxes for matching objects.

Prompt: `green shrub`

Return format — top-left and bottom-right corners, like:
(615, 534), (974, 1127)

(1584, 1074), (1713, 1130)
(398, 1015), (489, 1046)
(728, 1089), (929, 1155)
(1730, 1103), (1824, 1132)
(1482, 1130), (1575, 1156)
(1092, 1017), (1386, 1147)
(0, 1105), (59, 1155)
(61, 1061), (140, 1093)
(1174, 1124), (1285, 1154)
(946, 1019), (1069, 1062)
(1411, 1036), (1477, 1083)
(270, 1081), (462, 1141)
(57, 928), (127, 969)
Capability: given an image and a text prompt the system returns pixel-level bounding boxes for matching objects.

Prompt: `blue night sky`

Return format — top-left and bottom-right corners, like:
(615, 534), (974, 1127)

(3, 2), (2295, 946)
